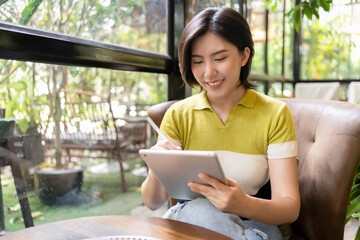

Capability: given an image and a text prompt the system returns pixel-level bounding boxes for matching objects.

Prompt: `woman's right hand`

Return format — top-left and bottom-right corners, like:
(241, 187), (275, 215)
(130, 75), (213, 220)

(141, 139), (181, 210)
(150, 139), (182, 150)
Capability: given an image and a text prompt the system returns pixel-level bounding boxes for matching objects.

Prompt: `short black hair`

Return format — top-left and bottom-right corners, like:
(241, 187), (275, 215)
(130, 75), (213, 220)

(178, 7), (255, 89)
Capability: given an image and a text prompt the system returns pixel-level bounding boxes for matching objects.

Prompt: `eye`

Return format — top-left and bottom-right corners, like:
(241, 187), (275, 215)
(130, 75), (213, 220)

(215, 57), (226, 62)
(192, 60), (203, 64)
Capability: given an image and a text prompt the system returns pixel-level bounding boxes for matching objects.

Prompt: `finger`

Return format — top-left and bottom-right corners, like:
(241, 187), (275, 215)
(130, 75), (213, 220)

(150, 145), (168, 150)
(151, 140), (177, 150)
(198, 173), (227, 189)
(225, 177), (238, 187)
(160, 139), (180, 150)
(188, 181), (214, 195)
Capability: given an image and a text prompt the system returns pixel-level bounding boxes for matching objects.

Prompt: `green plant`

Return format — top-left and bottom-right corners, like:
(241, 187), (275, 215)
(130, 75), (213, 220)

(347, 163), (360, 239)
(1, 161), (145, 232)
(347, 101), (360, 239)
(264, 0), (335, 32)
(0, 0), (44, 133)
(5, 63), (48, 133)
(347, 99), (360, 239)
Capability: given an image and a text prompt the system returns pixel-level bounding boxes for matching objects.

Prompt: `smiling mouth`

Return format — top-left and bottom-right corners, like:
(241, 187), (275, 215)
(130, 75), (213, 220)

(207, 79), (224, 86)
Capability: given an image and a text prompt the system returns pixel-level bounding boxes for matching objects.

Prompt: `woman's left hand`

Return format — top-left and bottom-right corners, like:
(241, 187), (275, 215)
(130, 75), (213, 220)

(188, 173), (248, 213)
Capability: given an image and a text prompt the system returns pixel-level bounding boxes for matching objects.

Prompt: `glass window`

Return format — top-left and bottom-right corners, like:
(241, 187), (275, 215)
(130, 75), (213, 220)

(301, 0), (360, 80)
(283, 82), (294, 97)
(283, 0), (294, 80)
(247, 0), (266, 73)
(0, 0), (167, 54)
(184, 0), (292, 95)
(267, 5), (283, 76)
(248, 0), (294, 80)
(254, 82), (266, 94)
(185, 0), (241, 21)
(268, 82), (282, 97)
(0, 59), (167, 231)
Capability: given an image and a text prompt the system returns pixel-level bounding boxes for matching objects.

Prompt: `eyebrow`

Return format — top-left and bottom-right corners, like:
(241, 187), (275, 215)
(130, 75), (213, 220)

(191, 49), (228, 58)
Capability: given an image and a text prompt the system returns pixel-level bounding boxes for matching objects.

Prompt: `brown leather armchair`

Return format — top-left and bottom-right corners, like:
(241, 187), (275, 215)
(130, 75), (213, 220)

(147, 98), (360, 240)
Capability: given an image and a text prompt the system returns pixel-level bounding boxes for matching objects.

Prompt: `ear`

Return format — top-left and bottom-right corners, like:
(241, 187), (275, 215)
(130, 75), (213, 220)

(241, 47), (251, 67)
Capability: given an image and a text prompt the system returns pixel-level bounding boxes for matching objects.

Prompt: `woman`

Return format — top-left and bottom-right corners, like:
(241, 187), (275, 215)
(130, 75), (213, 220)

(141, 7), (300, 240)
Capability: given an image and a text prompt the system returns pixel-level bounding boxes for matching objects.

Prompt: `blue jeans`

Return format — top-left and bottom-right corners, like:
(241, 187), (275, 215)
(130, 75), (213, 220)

(163, 198), (282, 240)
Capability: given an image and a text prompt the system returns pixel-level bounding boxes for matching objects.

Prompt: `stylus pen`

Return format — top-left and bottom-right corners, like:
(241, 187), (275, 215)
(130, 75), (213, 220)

(147, 117), (177, 147)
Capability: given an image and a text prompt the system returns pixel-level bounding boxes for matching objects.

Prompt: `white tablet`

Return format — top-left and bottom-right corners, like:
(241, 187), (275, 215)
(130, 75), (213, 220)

(139, 149), (227, 200)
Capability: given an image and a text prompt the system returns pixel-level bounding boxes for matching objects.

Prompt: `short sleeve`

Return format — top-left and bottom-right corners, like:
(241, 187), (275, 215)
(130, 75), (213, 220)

(267, 104), (297, 159)
(158, 105), (182, 147)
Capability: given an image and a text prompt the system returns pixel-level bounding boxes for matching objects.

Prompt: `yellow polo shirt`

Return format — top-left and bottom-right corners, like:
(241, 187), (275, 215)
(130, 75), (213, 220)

(160, 89), (297, 195)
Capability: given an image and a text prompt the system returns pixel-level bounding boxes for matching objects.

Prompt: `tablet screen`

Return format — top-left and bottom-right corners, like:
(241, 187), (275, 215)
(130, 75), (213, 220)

(139, 149), (227, 200)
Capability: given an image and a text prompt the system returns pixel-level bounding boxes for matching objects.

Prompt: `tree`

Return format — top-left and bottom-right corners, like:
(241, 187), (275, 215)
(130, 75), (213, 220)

(265, 0), (335, 32)
(0, 0), (168, 169)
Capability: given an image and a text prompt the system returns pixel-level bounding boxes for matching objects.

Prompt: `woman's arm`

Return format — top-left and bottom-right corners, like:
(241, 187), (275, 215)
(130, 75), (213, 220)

(240, 156), (300, 224)
(188, 156), (300, 225)
(141, 169), (169, 210)
(141, 139), (182, 210)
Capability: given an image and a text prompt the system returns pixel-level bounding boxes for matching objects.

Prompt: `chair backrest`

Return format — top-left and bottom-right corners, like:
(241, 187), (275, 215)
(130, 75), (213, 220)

(147, 98), (360, 240)
(294, 82), (340, 100)
(0, 147), (34, 229)
(348, 82), (360, 104)
(282, 98), (360, 240)
(0, 119), (34, 230)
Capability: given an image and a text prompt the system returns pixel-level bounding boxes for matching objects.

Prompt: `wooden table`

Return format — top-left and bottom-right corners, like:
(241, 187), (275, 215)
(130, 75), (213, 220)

(1, 215), (232, 240)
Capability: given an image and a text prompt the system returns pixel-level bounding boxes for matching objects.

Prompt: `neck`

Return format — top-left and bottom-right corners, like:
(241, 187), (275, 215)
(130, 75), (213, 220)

(207, 85), (247, 111)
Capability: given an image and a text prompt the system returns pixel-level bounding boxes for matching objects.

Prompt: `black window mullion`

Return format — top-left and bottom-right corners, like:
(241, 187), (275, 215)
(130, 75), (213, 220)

(293, 0), (301, 85)
(166, 0), (188, 100)
(0, 22), (171, 74)
(264, 8), (269, 94)
(281, 0), (286, 92)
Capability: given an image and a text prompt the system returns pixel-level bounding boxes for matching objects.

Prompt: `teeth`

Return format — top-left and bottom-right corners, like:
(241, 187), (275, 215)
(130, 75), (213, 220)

(208, 79), (223, 86)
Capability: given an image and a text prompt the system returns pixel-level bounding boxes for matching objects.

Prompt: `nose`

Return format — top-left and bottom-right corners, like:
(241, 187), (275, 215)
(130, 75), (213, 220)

(204, 61), (217, 79)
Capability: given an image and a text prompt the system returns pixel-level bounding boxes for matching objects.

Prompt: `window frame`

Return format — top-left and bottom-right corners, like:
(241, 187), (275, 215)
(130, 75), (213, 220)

(0, 0), (187, 100)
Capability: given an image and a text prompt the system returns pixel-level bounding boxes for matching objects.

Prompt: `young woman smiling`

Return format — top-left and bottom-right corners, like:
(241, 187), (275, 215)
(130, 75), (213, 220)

(141, 7), (300, 240)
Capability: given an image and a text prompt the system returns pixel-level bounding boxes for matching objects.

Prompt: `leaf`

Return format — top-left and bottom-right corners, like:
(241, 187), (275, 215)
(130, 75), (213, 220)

(310, 0), (320, 9)
(0, 0), (9, 7)
(347, 197), (360, 220)
(349, 186), (360, 201)
(0, 63), (23, 85)
(9, 215), (20, 224)
(286, 8), (295, 21)
(37, 94), (49, 104)
(261, 1), (272, 8)
(31, 211), (44, 219)
(69, 66), (80, 78)
(319, 0), (330, 11)
(19, 0), (44, 25)
(7, 81), (27, 92)
(313, 8), (320, 19)
(8, 203), (21, 213)
(17, 118), (29, 134)
(348, 197), (360, 212)
(294, 5), (301, 32)
(355, 227), (360, 240)
(303, 6), (314, 20)
(271, 2), (278, 12)
(0, 178), (12, 186)
(0, 60), (8, 73)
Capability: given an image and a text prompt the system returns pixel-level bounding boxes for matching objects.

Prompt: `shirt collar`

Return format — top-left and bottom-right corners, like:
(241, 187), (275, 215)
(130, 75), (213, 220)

(193, 91), (212, 110)
(193, 89), (257, 110)
(237, 89), (257, 109)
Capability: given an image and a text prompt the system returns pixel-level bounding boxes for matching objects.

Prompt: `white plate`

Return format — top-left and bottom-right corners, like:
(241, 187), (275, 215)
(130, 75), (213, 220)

(85, 236), (163, 240)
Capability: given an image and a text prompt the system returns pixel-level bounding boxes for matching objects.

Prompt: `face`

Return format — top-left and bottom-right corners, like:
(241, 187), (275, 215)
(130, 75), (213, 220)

(191, 31), (250, 102)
